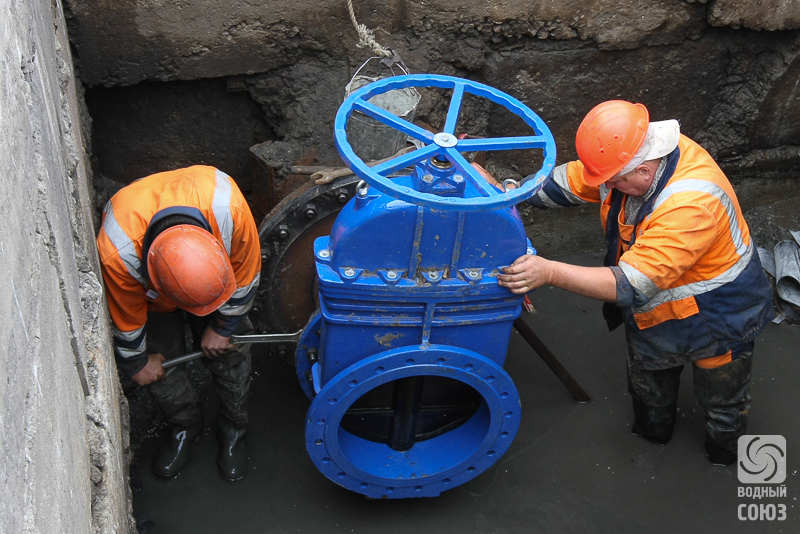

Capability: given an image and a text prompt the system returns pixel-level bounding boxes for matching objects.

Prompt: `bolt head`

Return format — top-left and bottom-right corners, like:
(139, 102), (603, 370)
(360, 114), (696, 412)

(433, 132), (458, 148)
(304, 203), (317, 219)
(429, 271), (440, 280)
(343, 267), (355, 277)
(453, 174), (464, 183)
(386, 270), (398, 279)
(422, 173), (434, 183)
(319, 249), (330, 258)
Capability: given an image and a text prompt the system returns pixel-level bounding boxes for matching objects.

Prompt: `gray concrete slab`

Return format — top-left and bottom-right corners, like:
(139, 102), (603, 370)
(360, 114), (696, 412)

(133, 251), (800, 533)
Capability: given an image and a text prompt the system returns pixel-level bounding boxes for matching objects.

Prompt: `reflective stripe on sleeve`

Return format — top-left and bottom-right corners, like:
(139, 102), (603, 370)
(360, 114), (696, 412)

(534, 188), (560, 208)
(633, 245), (753, 313)
(111, 325), (147, 359)
(102, 202), (147, 287)
(550, 164), (589, 206)
(231, 272), (260, 300)
(212, 169), (234, 255)
(618, 260), (661, 301)
(651, 179), (746, 256)
(218, 273), (260, 316)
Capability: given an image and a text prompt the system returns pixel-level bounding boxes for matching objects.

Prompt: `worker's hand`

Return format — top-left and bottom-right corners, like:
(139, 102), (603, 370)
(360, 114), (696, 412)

(471, 163), (503, 190)
(201, 326), (235, 359)
(497, 254), (554, 294)
(131, 353), (166, 386)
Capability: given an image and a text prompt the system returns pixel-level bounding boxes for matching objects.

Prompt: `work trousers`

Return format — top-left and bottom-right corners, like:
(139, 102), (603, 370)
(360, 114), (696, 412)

(626, 341), (754, 455)
(146, 311), (252, 428)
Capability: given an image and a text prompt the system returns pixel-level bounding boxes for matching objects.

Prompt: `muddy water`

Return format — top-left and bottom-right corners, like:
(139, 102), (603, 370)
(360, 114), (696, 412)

(133, 252), (800, 533)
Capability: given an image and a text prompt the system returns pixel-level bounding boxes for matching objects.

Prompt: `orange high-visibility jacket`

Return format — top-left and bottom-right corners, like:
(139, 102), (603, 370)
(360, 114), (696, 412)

(529, 135), (772, 368)
(97, 166), (261, 375)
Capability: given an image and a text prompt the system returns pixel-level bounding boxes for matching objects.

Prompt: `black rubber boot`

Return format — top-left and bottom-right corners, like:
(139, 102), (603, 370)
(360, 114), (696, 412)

(217, 417), (247, 481)
(705, 435), (738, 466)
(693, 347), (754, 466)
(153, 422), (203, 478)
(630, 401), (677, 445)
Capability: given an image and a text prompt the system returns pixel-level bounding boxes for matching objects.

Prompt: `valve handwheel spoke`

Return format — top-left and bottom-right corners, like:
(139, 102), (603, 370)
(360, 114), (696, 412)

(371, 143), (439, 176)
(335, 74), (556, 211)
(443, 147), (498, 197)
(457, 135), (549, 152)
(352, 99), (434, 144)
(443, 82), (466, 134)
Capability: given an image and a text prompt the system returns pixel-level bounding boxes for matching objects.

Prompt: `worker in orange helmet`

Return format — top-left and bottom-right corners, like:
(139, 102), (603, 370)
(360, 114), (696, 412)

(97, 165), (261, 480)
(481, 101), (773, 465)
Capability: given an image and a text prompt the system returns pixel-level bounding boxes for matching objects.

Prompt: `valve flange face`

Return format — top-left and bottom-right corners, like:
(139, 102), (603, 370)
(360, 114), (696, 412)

(305, 344), (521, 499)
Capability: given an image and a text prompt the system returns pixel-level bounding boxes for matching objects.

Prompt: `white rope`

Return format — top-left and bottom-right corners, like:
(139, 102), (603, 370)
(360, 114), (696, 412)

(346, 0), (393, 58)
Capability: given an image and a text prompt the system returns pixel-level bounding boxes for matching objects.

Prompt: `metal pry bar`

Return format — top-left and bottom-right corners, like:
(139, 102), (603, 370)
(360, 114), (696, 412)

(162, 330), (302, 369)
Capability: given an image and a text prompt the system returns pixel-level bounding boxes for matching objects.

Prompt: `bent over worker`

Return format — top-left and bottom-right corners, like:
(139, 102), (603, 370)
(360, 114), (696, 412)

(97, 165), (261, 480)
(492, 101), (773, 465)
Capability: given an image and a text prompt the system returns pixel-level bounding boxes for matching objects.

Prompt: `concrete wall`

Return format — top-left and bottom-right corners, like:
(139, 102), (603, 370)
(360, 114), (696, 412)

(0, 0), (132, 532)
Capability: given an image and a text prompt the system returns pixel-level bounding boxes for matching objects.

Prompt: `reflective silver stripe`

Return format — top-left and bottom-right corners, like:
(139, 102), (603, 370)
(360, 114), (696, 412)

(231, 272), (260, 300)
(102, 202), (147, 287)
(619, 261), (661, 300)
(111, 324), (145, 342)
(111, 326), (147, 358)
(213, 169), (234, 255)
(218, 299), (255, 316)
(535, 188), (561, 208)
(633, 245), (753, 313)
(651, 179), (746, 256)
(218, 273), (260, 316)
(551, 163), (590, 206)
(116, 343), (147, 359)
(599, 183), (610, 203)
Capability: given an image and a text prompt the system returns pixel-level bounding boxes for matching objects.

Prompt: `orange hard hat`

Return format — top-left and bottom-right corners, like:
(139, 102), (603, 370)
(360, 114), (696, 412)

(147, 225), (236, 316)
(575, 100), (649, 186)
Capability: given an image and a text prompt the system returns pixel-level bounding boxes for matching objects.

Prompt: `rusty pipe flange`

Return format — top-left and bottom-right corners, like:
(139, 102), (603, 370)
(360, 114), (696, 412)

(253, 175), (360, 338)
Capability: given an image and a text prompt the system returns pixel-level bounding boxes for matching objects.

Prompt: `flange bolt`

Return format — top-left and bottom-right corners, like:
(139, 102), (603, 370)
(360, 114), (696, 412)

(304, 203), (318, 219)
(277, 224), (290, 240)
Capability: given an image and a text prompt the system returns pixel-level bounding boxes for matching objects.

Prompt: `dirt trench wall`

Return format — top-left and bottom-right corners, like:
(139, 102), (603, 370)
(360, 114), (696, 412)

(67, 0), (800, 254)
(0, 0), (133, 532)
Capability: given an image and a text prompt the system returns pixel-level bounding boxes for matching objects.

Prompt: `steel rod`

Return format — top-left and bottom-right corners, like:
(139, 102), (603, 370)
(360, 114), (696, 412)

(513, 318), (590, 403)
(162, 330), (302, 369)
(387, 376), (426, 451)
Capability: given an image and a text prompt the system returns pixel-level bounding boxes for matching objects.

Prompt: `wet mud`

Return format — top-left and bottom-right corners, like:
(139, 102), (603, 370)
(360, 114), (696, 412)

(131, 252), (800, 534)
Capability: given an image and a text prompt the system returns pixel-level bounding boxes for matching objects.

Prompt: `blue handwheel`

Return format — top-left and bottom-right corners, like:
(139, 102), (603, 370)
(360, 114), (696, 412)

(334, 74), (556, 211)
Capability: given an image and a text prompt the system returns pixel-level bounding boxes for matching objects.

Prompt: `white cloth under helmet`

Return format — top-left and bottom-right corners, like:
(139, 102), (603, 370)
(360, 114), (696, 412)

(618, 119), (681, 176)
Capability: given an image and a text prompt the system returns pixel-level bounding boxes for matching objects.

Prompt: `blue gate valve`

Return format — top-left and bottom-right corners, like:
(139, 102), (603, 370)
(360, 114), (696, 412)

(295, 74), (556, 499)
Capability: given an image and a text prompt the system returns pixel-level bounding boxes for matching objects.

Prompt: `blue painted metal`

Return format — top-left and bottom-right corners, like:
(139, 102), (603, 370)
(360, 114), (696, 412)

(333, 74), (557, 211)
(302, 74), (554, 498)
(305, 345), (520, 498)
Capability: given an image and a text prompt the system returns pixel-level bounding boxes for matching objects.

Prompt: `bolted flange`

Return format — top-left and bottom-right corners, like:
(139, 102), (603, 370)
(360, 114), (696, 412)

(305, 344), (521, 499)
